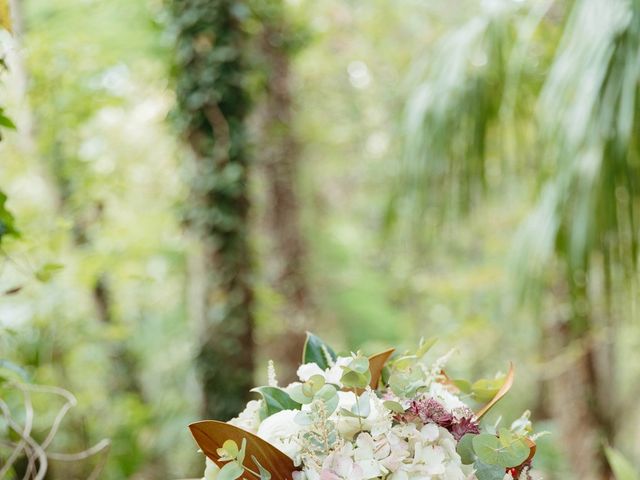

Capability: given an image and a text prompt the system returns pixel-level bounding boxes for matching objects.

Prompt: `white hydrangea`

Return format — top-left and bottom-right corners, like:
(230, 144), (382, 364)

(389, 424), (471, 480)
(228, 399), (262, 433)
(256, 409), (304, 460)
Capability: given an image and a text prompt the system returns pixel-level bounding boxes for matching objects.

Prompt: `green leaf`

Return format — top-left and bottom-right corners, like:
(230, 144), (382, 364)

(236, 438), (246, 465)
(252, 455), (272, 480)
(218, 461), (243, 480)
(251, 387), (301, 417)
(349, 355), (370, 374)
(302, 332), (337, 370)
(452, 379), (472, 394)
(472, 432), (530, 467)
(35, 263), (64, 283)
(474, 460), (506, 480)
(472, 376), (506, 403)
(352, 391), (371, 418)
(315, 383), (337, 400)
(416, 337), (437, 357)
(315, 384), (339, 414)
(288, 384), (313, 405)
(0, 110), (16, 129)
(383, 400), (405, 413)
(0, 190), (19, 244)
(605, 446), (640, 480)
(221, 439), (239, 459)
(307, 374), (325, 393)
(340, 369), (371, 389)
(456, 433), (477, 465)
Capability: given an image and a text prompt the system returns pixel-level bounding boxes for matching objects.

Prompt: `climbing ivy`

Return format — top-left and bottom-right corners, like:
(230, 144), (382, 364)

(170, 0), (256, 420)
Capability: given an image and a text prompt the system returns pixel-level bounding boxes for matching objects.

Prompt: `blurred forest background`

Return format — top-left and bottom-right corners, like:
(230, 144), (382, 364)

(0, 0), (639, 479)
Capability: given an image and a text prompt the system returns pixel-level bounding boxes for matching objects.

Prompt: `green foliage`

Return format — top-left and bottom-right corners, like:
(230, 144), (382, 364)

(515, 0), (640, 293)
(472, 429), (530, 467)
(339, 353), (371, 389)
(170, 0), (256, 421)
(289, 374), (338, 414)
(605, 446), (640, 480)
(474, 459), (508, 480)
(251, 386), (300, 418)
(456, 433), (476, 465)
(302, 332), (337, 369)
(399, 2), (522, 222)
(0, 190), (19, 244)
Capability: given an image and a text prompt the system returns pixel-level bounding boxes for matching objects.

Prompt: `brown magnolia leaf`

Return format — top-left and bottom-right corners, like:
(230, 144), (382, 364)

(368, 348), (395, 389)
(475, 362), (515, 420)
(189, 420), (296, 480)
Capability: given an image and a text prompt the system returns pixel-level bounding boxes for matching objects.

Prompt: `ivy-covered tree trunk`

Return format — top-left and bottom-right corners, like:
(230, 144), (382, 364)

(257, 4), (309, 383)
(172, 0), (255, 420)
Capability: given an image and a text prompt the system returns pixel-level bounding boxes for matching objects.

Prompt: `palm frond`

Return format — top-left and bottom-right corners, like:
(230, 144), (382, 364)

(514, 0), (640, 291)
(399, 1), (521, 226)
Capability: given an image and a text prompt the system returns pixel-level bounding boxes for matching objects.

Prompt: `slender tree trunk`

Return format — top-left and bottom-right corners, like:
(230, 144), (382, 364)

(172, 0), (256, 421)
(547, 275), (613, 480)
(257, 10), (309, 382)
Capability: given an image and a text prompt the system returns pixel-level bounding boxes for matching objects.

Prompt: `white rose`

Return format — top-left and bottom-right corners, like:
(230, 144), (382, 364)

(297, 363), (325, 382)
(203, 457), (219, 480)
(228, 400), (262, 433)
(256, 410), (303, 460)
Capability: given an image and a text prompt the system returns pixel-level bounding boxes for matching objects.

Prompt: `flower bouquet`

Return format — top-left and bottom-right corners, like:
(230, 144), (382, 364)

(189, 333), (539, 480)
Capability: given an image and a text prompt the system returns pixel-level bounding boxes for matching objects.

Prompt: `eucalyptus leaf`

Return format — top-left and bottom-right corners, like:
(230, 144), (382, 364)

(341, 370), (371, 389)
(456, 433), (477, 465)
(218, 461), (244, 480)
(237, 438), (246, 465)
(472, 433), (529, 467)
(252, 455), (272, 480)
(474, 460), (506, 480)
(288, 384), (313, 405)
(352, 391), (371, 418)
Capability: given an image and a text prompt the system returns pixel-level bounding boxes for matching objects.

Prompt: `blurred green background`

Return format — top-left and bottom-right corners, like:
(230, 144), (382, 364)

(0, 0), (639, 478)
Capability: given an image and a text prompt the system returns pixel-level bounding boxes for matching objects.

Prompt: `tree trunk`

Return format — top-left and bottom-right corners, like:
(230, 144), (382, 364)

(257, 9), (309, 383)
(547, 276), (613, 480)
(172, 0), (256, 421)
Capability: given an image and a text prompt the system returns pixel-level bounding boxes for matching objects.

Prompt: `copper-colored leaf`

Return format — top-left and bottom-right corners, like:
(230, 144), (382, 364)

(189, 421), (296, 480)
(475, 362), (515, 420)
(514, 438), (536, 475)
(368, 348), (395, 389)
